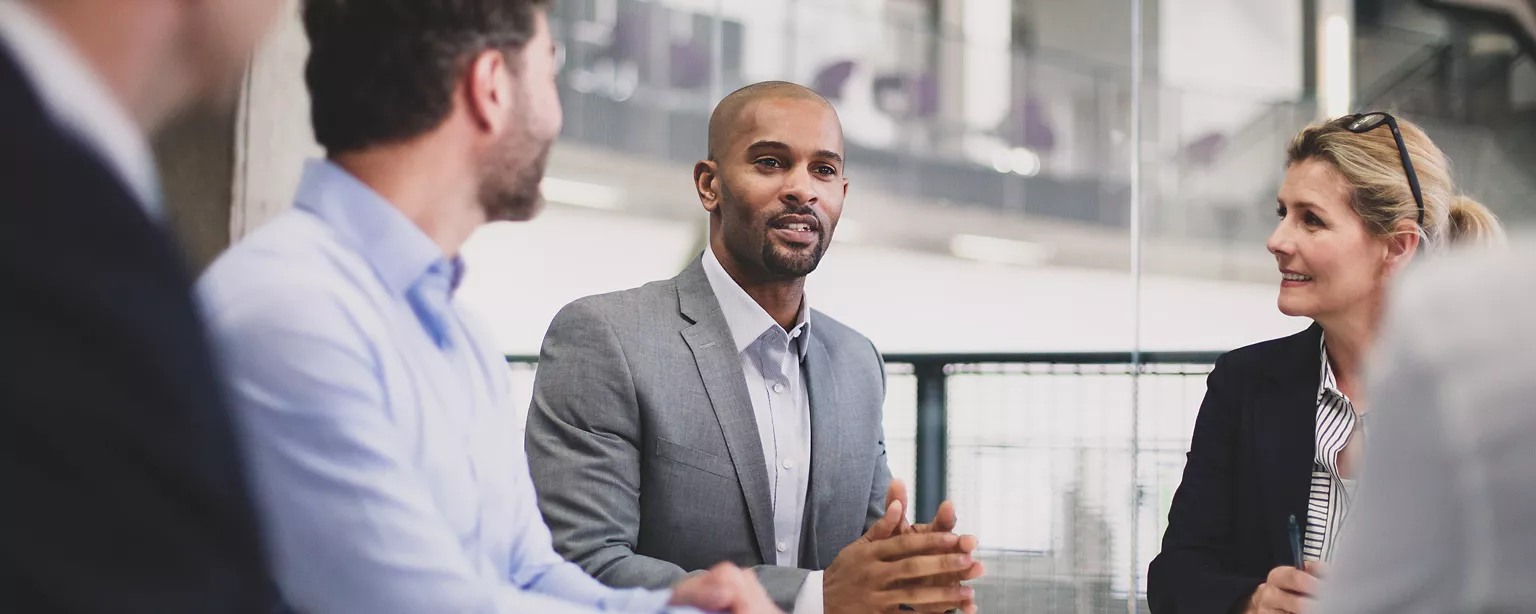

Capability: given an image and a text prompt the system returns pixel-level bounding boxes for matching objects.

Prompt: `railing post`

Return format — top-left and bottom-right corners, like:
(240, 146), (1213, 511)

(913, 361), (948, 524)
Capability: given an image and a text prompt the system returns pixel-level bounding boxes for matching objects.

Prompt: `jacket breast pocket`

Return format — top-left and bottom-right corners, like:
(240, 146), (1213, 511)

(654, 437), (736, 480)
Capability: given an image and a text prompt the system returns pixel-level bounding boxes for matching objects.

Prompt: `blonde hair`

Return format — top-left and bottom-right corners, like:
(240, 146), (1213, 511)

(1285, 114), (1505, 250)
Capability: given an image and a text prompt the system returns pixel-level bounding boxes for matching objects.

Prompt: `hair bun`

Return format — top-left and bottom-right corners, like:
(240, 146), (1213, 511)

(1446, 195), (1505, 246)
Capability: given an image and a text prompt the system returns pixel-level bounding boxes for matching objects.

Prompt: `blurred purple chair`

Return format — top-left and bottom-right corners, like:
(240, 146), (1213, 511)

(1000, 97), (1056, 153)
(605, 2), (712, 89)
(1182, 132), (1228, 167)
(812, 60), (857, 101)
(871, 72), (939, 119)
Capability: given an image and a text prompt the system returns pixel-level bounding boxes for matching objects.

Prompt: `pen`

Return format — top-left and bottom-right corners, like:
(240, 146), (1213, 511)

(1288, 514), (1305, 569)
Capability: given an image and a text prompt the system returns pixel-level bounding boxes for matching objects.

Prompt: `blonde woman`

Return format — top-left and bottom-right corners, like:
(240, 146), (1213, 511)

(1147, 112), (1504, 614)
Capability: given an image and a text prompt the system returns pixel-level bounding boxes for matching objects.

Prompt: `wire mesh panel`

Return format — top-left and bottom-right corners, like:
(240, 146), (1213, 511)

(890, 359), (1213, 614)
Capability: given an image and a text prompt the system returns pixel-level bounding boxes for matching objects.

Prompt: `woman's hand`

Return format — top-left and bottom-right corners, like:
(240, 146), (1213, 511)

(1245, 562), (1326, 614)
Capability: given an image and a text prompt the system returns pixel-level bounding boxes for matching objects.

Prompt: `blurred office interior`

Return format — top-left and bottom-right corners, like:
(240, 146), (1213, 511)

(154, 0), (1536, 610)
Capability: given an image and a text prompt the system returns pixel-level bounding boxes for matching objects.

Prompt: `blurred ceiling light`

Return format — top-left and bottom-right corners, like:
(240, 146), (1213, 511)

(540, 177), (623, 210)
(1009, 147), (1041, 176)
(988, 146), (1041, 177)
(948, 234), (1052, 266)
(1321, 14), (1353, 119)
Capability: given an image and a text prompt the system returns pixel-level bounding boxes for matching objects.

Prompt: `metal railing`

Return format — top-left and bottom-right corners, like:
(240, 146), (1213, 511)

(509, 350), (1223, 613)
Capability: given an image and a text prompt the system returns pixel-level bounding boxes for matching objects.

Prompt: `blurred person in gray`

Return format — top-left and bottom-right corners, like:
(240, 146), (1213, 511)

(525, 81), (983, 614)
(1314, 236), (1535, 614)
(1149, 112), (1504, 614)
(0, 0), (282, 612)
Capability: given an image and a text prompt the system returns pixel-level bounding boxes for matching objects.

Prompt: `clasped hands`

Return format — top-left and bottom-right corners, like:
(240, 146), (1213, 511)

(823, 479), (985, 614)
(668, 478), (983, 614)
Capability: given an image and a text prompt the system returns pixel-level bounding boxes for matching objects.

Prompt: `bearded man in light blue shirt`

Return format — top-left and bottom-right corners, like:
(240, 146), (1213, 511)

(198, 2), (782, 613)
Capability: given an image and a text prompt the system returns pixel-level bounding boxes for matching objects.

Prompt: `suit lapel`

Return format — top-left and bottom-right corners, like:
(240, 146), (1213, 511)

(1252, 323), (1323, 565)
(800, 332), (847, 569)
(676, 259), (776, 562)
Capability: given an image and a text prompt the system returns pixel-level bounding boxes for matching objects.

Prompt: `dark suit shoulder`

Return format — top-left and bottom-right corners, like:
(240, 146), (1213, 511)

(1209, 323), (1322, 393)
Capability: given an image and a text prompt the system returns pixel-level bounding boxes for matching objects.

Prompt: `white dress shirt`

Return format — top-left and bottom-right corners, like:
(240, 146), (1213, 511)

(1304, 335), (1362, 563)
(701, 247), (825, 614)
(0, 1), (160, 213)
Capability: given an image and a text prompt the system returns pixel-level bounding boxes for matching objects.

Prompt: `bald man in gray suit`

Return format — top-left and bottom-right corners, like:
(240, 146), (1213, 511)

(525, 82), (983, 614)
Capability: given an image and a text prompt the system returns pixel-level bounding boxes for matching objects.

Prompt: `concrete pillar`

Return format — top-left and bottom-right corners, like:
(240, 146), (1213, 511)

(154, 108), (236, 272)
(152, 0), (317, 268)
(231, 0), (322, 240)
(935, 0), (1013, 153)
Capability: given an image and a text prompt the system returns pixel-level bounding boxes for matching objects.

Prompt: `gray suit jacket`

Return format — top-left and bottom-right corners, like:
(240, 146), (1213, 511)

(526, 257), (891, 610)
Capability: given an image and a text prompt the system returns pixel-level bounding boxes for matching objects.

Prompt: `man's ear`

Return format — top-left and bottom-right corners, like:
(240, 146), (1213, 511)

(694, 159), (720, 213)
(463, 49), (514, 134)
(1384, 219), (1422, 276)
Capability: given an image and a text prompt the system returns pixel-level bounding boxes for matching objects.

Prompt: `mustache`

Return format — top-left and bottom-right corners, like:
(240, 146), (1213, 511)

(767, 206), (825, 229)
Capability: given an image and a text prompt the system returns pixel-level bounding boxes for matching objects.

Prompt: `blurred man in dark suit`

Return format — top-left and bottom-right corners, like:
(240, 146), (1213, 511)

(0, 1), (282, 612)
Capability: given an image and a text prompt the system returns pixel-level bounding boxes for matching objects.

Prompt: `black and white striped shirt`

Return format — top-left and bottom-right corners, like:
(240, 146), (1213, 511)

(1304, 336), (1363, 562)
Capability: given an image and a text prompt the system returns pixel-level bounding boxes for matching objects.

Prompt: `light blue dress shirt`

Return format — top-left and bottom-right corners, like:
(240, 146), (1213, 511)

(199, 159), (699, 614)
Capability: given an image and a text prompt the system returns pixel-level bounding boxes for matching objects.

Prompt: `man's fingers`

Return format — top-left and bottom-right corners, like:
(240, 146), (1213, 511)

(949, 561), (986, 582)
(929, 500), (958, 534)
(869, 531), (963, 560)
(879, 584), (975, 608)
(886, 479), (909, 512)
(1304, 560), (1328, 579)
(671, 563), (742, 610)
(902, 600), (973, 614)
(864, 500), (904, 541)
(881, 552), (976, 583)
(893, 561), (987, 589)
(885, 479), (913, 535)
(731, 568), (781, 614)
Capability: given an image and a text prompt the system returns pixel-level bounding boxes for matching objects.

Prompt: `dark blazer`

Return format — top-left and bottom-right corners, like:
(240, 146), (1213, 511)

(1148, 324), (1323, 614)
(526, 257), (890, 611)
(0, 48), (275, 613)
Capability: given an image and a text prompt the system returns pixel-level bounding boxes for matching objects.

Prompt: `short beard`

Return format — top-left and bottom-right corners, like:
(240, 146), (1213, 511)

(478, 107), (552, 223)
(719, 184), (829, 278)
(761, 232), (827, 278)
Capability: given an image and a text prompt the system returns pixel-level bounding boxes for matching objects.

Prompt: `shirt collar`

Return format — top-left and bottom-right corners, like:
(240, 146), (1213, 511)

(701, 247), (811, 358)
(1318, 333), (1342, 403)
(293, 159), (452, 298)
(0, 2), (159, 214)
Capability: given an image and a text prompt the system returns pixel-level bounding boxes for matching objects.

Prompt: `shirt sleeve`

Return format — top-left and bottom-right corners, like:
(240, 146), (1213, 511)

(790, 570), (824, 614)
(208, 284), (693, 614)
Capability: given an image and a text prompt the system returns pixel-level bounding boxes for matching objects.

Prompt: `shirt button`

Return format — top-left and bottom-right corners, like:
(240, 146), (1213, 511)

(772, 383), (785, 394)
(776, 540), (788, 553)
(782, 458), (794, 469)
